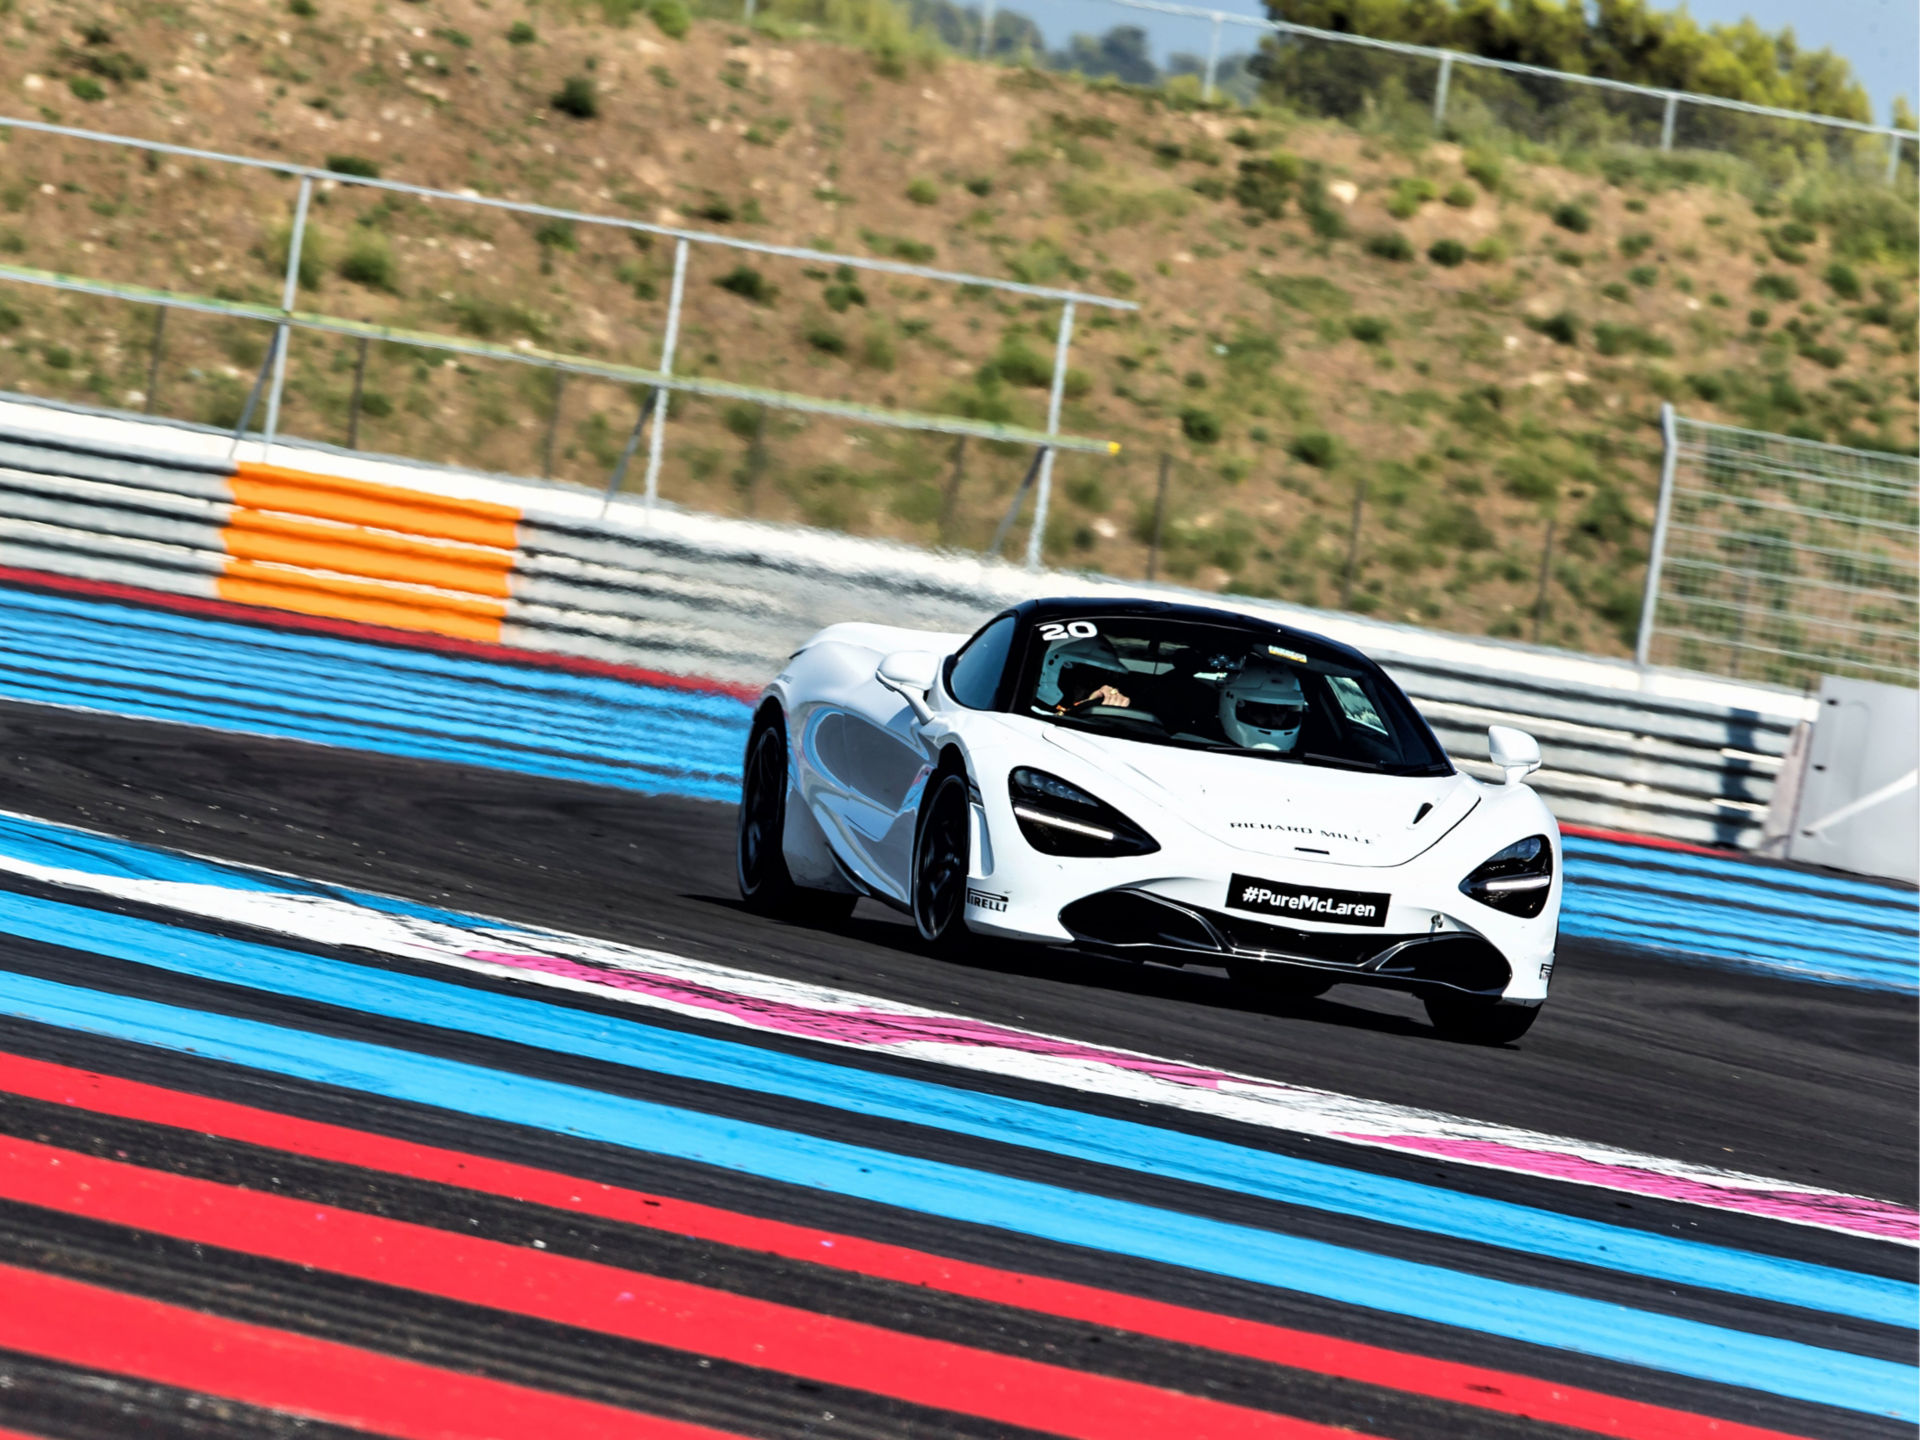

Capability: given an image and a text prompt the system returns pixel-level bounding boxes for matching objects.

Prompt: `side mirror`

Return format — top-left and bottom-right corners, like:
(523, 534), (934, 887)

(877, 650), (941, 725)
(1487, 725), (1542, 786)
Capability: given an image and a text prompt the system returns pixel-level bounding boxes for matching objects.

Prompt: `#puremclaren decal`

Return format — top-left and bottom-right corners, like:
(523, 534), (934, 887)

(1228, 874), (1391, 928)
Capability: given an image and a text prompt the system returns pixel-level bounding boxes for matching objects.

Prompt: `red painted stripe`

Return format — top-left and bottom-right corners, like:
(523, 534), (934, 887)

(0, 1260), (739, 1440)
(0, 1052), (1814, 1440)
(1, 1136), (1341, 1440)
(0, 564), (761, 703)
(1559, 824), (1735, 859)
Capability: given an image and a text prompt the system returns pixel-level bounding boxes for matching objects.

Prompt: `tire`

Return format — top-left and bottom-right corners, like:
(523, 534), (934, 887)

(912, 768), (973, 949)
(1423, 991), (1540, 1045)
(737, 711), (858, 923)
(1228, 961), (1333, 1000)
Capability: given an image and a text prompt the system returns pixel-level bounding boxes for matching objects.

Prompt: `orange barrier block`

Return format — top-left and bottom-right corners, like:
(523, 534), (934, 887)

(217, 561), (507, 643)
(231, 463), (521, 550)
(223, 511), (514, 599)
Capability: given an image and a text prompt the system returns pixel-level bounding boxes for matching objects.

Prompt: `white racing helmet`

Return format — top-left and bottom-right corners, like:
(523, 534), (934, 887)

(1036, 633), (1124, 709)
(1220, 662), (1307, 752)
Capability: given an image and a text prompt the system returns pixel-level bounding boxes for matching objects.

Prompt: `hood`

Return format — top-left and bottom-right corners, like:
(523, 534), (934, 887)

(1040, 726), (1478, 867)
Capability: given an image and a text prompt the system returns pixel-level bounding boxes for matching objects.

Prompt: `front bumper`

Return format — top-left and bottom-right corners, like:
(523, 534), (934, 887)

(1059, 887), (1514, 996)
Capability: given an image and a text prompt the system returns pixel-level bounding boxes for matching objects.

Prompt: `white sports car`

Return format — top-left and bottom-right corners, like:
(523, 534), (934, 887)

(737, 597), (1561, 1044)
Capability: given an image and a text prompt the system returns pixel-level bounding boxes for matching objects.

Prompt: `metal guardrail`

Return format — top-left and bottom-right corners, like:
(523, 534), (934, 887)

(0, 114), (1138, 571)
(0, 418), (1797, 847)
(1638, 405), (1919, 690)
(998, 0), (1915, 178)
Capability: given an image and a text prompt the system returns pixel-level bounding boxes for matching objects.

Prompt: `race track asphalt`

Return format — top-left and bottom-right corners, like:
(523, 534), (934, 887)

(0, 697), (1911, 1440)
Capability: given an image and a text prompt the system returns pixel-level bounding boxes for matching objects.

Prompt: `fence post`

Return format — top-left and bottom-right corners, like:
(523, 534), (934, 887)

(1531, 517), (1555, 643)
(1147, 451), (1170, 581)
(990, 447), (1046, 557)
(143, 306), (165, 415)
(263, 173), (313, 453)
(541, 371), (566, 478)
(1659, 93), (1678, 152)
(643, 238), (690, 521)
(978, 0), (995, 57)
(1202, 13), (1223, 103)
(937, 435), (967, 543)
(743, 0), (755, 22)
(1636, 402), (1680, 668)
(1432, 52), (1453, 133)
(1340, 474), (1365, 608)
(227, 330), (281, 459)
(601, 387), (660, 516)
(1887, 134), (1903, 186)
(1024, 299), (1076, 570)
(345, 335), (369, 449)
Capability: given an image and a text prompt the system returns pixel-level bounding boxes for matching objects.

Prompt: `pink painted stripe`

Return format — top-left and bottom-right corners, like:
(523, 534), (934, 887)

(1347, 1136), (1920, 1242)
(465, 946), (1918, 1242)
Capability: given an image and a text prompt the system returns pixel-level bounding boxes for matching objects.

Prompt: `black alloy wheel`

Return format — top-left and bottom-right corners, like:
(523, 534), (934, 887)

(1423, 990), (1540, 1045)
(912, 769), (973, 947)
(737, 711), (855, 922)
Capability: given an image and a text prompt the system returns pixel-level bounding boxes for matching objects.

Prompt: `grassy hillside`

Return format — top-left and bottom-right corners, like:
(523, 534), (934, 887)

(0, 0), (1913, 661)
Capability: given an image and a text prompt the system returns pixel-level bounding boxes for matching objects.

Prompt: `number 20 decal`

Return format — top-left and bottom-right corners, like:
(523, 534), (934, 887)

(1038, 620), (1099, 641)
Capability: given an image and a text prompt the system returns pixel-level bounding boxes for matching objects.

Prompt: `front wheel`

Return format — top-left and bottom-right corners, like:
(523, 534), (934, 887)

(737, 711), (857, 924)
(912, 769), (973, 949)
(1424, 991), (1539, 1046)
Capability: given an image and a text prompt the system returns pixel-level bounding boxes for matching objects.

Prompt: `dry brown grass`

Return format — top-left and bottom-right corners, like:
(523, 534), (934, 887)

(0, 0), (1911, 660)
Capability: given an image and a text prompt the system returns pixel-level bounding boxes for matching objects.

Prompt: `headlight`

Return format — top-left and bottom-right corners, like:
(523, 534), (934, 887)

(1008, 767), (1159, 858)
(1460, 834), (1553, 917)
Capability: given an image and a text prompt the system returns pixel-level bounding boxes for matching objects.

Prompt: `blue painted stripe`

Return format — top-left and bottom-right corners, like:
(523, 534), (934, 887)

(0, 879), (1903, 1329)
(0, 586), (753, 801)
(1565, 834), (1916, 912)
(0, 969), (1909, 1419)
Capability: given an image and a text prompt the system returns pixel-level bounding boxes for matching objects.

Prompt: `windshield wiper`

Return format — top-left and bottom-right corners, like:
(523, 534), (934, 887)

(1302, 752), (1384, 771)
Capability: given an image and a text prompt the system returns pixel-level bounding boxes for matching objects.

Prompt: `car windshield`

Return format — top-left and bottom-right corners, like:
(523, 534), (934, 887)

(1013, 616), (1451, 776)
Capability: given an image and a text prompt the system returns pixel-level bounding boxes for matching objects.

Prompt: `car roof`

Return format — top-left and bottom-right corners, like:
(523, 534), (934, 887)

(1011, 595), (1375, 669)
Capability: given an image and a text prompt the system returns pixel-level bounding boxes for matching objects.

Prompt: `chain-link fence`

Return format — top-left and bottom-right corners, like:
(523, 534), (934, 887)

(1636, 407), (1919, 689)
(940, 0), (1916, 183)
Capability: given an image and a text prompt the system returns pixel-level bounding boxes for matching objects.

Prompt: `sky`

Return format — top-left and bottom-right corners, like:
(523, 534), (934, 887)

(1014, 0), (1918, 126)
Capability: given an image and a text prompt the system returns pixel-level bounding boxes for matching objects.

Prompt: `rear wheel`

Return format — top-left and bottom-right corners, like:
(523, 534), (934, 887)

(1424, 991), (1539, 1045)
(1228, 961), (1333, 1000)
(912, 769), (973, 949)
(737, 711), (857, 923)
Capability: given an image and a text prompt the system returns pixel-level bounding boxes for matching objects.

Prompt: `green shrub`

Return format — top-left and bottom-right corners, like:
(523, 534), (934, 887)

(1190, 175), (1227, 201)
(67, 77), (106, 102)
(1824, 262), (1861, 299)
(358, 391), (393, 419)
(1618, 232), (1654, 259)
(989, 335), (1053, 388)
(1592, 322), (1672, 357)
(804, 321), (846, 354)
(1364, 230), (1414, 262)
(1747, 308), (1770, 328)
(42, 344), (72, 369)
(288, 0), (317, 16)
(1551, 202), (1591, 233)
(1386, 176), (1436, 219)
(1766, 232), (1807, 264)
(267, 221), (323, 289)
(1779, 220), (1816, 245)
(1468, 236), (1509, 263)
(905, 177), (939, 205)
(1443, 182), (1475, 208)
(650, 0), (691, 38)
(1180, 407), (1221, 444)
(338, 230), (397, 290)
(1753, 273), (1800, 301)
(1686, 372), (1725, 403)
(326, 154), (381, 178)
(506, 20), (536, 43)
(1600, 281), (1630, 302)
(1232, 155), (1299, 220)
(716, 265), (774, 303)
(1289, 430), (1337, 467)
(1627, 264), (1658, 287)
(551, 75), (598, 118)
(1552, 247), (1584, 267)
(964, 176), (993, 196)
(1529, 310), (1580, 346)
(1347, 316), (1391, 344)
(1463, 151), (1502, 191)
(1427, 238), (1466, 267)
(534, 218), (576, 250)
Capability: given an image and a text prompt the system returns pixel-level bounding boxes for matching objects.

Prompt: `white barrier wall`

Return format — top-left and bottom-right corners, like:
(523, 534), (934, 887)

(0, 395), (1816, 848)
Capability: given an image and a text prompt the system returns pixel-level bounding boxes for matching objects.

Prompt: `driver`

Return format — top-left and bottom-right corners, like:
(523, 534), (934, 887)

(1037, 635), (1132, 713)
(1219, 661), (1306, 752)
